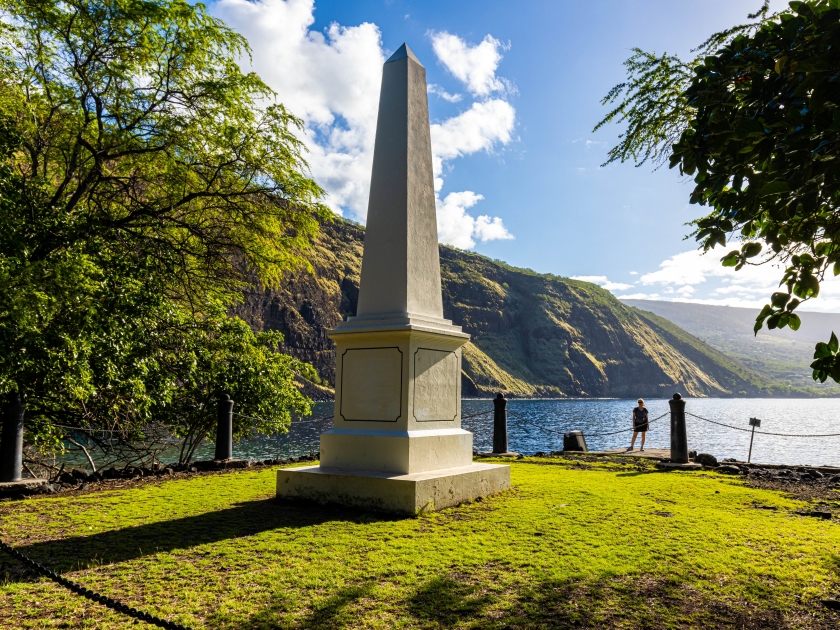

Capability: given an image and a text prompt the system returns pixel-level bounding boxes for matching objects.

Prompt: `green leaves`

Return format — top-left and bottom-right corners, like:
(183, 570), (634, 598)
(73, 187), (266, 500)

(593, 49), (695, 168)
(771, 292), (791, 308)
(0, 0), (326, 451)
(721, 250), (741, 266)
(600, 0), (840, 383)
(757, 182), (791, 197)
(742, 242), (763, 258)
(810, 332), (840, 382)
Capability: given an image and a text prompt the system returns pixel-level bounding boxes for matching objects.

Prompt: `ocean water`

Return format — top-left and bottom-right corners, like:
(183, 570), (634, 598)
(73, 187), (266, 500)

(187, 398), (840, 468)
(56, 398), (840, 468)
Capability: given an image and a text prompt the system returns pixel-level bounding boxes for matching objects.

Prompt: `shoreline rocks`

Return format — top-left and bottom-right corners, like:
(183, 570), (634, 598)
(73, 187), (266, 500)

(0, 453), (320, 501)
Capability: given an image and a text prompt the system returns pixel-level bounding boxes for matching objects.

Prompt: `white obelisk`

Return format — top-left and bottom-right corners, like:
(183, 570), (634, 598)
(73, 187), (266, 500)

(276, 44), (510, 514)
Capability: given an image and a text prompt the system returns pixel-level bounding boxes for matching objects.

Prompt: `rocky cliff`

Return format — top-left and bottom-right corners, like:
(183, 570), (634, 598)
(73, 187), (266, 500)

(235, 219), (798, 399)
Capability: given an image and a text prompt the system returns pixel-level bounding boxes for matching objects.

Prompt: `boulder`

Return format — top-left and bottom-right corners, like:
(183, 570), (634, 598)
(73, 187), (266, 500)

(70, 468), (89, 481)
(717, 465), (742, 475)
(695, 453), (718, 467)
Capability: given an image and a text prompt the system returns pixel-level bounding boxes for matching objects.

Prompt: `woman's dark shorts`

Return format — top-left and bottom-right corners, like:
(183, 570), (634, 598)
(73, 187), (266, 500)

(634, 420), (649, 433)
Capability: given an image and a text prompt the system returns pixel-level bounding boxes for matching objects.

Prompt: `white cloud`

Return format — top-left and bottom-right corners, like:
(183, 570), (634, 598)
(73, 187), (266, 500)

(428, 84), (462, 103)
(212, 0), (383, 218)
(429, 31), (511, 96)
(474, 215), (513, 242)
(629, 271), (639, 275)
(615, 243), (840, 311)
(212, 0), (516, 250)
(437, 191), (513, 249)
(430, 99), (516, 187)
(618, 292), (662, 300)
(571, 275), (634, 291)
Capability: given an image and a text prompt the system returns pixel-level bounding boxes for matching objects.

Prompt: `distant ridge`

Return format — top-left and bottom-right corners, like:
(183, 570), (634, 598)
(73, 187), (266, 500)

(622, 299), (840, 393)
(235, 220), (837, 399)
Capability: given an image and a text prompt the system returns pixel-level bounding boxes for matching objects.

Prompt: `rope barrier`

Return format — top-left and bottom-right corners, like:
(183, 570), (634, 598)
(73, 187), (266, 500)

(0, 540), (191, 630)
(460, 409), (494, 420)
(505, 408), (669, 438)
(685, 412), (840, 438)
(505, 408), (566, 435)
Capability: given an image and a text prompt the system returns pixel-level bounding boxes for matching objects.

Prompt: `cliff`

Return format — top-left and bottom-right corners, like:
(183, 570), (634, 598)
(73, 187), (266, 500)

(235, 219), (804, 399)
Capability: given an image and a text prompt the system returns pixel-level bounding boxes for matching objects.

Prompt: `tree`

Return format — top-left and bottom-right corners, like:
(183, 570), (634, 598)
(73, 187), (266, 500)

(595, 0), (840, 383)
(0, 0), (329, 460)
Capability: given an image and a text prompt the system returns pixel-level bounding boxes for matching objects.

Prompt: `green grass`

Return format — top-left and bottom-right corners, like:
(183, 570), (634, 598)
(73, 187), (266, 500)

(1, 459), (839, 628)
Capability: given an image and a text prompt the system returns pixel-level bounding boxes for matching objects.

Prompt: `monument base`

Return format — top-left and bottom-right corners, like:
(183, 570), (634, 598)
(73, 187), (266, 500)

(276, 463), (510, 515)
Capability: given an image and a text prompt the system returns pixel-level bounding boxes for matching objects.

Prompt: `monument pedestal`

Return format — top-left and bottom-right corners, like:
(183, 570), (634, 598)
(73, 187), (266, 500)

(275, 319), (511, 513)
(277, 462), (509, 515)
(276, 43), (509, 514)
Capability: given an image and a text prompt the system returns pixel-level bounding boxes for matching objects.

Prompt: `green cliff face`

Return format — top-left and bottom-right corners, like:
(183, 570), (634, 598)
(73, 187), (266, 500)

(236, 220), (798, 398)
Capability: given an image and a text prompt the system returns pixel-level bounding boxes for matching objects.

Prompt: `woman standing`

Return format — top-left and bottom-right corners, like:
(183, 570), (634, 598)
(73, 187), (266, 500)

(627, 398), (649, 452)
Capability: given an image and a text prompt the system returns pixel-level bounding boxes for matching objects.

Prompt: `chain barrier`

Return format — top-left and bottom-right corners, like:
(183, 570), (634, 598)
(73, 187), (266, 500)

(0, 540), (191, 630)
(685, 412), (840, 438)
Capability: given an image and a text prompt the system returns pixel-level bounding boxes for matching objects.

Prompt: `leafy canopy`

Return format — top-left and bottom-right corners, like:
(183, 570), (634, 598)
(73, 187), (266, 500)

(0, 0), (328, 458)
(596, 0), (840, 383)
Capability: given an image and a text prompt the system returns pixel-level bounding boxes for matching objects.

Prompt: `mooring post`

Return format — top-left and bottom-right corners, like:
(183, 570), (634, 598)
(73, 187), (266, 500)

(0, 394), (25, 482)
(214, 393), (234, 461)
(669, 393), (688, 464)
(492, 393), (508, 454)
(748, 417), (761, 463)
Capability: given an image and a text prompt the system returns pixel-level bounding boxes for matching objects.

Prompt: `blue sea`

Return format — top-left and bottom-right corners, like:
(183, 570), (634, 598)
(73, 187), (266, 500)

(186, 397), (840, 468)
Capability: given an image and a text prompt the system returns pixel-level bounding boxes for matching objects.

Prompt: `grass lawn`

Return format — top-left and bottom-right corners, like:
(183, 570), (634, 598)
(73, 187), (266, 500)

(1, 457), (839, 629)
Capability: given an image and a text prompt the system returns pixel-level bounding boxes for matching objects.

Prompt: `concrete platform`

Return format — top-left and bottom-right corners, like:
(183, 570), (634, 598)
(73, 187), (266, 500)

(0, 478), (46, 495)
(276, 462), (510, 515)
(589, 448), (671, 460)
(656, 461), (703, 470)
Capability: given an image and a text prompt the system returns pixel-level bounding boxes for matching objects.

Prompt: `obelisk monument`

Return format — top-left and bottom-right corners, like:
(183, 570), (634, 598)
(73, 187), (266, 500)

(276, 43), (510, 514)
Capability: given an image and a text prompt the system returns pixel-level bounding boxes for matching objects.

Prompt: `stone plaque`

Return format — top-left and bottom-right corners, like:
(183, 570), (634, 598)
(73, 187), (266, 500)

(340, 348), (403, 421)
(413, 349), (458, 421)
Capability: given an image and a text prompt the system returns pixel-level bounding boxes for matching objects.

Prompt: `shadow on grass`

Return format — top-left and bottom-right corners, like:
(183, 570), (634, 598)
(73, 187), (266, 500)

(408, 575), (496, 628)
(0, 498), (400, 583)
(231, 572), (817, 630)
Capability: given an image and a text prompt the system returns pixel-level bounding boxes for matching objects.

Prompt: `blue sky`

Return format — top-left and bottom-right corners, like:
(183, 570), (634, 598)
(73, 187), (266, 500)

(207, 0), (840, 312)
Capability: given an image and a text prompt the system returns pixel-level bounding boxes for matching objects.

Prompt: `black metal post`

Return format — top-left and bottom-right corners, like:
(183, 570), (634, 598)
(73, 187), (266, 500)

(747, 417), (761, 463)
(0, 395), (25, 482)
(668, 393), (688, 464)
(492, 393), (508, 454)
(748, 425), (756, 463)
(214, 393), (233, 461)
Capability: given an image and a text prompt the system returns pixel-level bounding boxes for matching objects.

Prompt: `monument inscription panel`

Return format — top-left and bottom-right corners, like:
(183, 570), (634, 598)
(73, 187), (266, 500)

(340, 348), (403, 421)
(413, 348), (458, 421)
